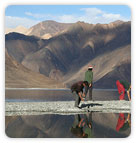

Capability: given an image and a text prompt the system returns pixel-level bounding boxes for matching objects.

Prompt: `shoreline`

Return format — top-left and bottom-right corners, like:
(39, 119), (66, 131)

(5, 88), (118, 91)
(5, 100), (131, 116)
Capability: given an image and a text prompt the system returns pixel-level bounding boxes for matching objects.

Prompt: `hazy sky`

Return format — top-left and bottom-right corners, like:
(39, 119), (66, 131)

(5, 5), (131, 28)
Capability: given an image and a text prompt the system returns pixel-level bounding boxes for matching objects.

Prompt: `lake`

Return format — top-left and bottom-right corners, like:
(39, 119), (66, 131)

(5, 89), (131, 138)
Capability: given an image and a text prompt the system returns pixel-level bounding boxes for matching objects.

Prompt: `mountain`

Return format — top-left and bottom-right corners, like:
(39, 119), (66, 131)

(5, 50), (64, 88)
(5, 32), (46, 63)
(93, 62), (131, 88)
(5, 20), (131, 88)
(5, 26), (28, 34)
(63, 45), (131, 88)
(25, 20), (73, 39)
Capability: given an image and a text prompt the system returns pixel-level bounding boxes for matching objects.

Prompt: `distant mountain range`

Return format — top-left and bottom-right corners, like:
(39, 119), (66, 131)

(25, 20), (73, 39)
(5, 25), (28, 35)
(5, 20), (73, 39)
(5, 20), (131, 88)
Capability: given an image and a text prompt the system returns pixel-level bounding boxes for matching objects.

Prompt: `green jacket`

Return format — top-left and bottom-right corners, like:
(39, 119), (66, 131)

(83, 126), (93, 138)
(119, 80), (130, 90)
(84, 70), (93, 84)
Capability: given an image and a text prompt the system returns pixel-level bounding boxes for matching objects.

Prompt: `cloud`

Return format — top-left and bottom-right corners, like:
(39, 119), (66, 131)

(81, 8), (103, 16)
(57, 8), (128, 24)
(6, 7), (130, 28)
(75, 8), (128, 24)
(102, 13), (121, 19)
(5, 16), (40, 28)
(57, 15), (77, 23)
(25, 8), (129, 24)
(25, 12), (50, 19)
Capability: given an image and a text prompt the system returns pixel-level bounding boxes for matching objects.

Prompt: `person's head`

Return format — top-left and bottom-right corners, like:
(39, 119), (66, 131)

(88, 65), (93, 71)
(83, 81), (89, 87)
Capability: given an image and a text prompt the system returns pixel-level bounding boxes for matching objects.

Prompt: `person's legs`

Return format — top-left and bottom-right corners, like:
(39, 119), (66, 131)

(84, 85), (89, 99)
(74, 92), (81, 107)
(75, 93), (79, 107)
(89, 87), (92, 100)
(73, 91), (78, 107)
(78, 95), (81, 107)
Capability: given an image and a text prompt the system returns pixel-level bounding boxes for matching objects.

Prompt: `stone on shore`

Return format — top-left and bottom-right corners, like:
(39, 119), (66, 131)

(5, 100), (131, 116)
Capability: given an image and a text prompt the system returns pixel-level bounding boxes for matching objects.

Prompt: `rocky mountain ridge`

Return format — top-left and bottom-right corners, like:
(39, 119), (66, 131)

(5, 20), (131, 88)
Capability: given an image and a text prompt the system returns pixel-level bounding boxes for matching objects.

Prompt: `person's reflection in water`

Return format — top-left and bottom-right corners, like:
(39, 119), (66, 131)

(83, 113), (93, 138)
(116, 113), (131, 132)
(71, 113), (93, 138)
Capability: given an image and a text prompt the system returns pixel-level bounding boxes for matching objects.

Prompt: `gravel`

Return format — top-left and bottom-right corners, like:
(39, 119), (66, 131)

(5, 100), (131, 116)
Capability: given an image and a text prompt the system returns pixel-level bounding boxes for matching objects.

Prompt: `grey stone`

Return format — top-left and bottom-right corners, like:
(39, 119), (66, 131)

(5, 100), (131, 116)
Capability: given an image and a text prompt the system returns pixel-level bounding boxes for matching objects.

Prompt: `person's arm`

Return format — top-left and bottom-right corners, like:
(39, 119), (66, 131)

(89, 72), (93, 87)
(78, 92), (84, 101)
(126, 113), (131, 126)
(82, 93), (86, 97)
(88, 123), (92, 129)
(89, 83), (92, 87)
(127, 90), (131, 101)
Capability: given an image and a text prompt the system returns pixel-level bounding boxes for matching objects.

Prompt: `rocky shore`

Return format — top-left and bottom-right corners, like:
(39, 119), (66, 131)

(5, 100), (131, 116)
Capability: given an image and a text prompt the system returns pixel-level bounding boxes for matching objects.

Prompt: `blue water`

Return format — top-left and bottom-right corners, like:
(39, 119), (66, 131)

(5, 89), (122, 102)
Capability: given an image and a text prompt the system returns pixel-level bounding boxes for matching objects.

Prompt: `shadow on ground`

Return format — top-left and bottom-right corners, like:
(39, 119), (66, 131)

(81, 103), (103, 109)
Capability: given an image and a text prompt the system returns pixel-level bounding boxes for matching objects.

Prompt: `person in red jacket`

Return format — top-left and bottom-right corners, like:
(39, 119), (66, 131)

(116, 80), (131, 101)
(116, 113), (131, 132)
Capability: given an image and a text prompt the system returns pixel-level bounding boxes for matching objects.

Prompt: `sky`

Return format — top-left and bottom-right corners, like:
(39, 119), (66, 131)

(5, 5), (131, 28)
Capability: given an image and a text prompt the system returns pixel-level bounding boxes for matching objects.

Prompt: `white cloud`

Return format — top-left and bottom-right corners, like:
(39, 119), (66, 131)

(81, 8), (103, 16)
(25, 12), (50, 19)
(48, 7), (129, 24)
(5, 16), (40, 28)
(6, 7), (130, 28)
(58, 8), (129, 24)
(102, 13), (121, 19)
(57, 15), (77, 23)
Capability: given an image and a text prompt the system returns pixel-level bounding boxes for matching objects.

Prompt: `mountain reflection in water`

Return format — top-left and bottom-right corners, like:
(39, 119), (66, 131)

(5, 113), (131, 138)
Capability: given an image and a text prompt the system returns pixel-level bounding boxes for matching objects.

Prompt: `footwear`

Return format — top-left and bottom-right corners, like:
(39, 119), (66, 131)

(75, 105), (82, 109)
(77, 106), (82, 109)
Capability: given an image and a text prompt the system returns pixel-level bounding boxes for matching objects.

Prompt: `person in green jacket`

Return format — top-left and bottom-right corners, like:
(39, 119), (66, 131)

(83, 112), (93, 138)
(84, 66), (93, 100)
(71, 114), (88, 138)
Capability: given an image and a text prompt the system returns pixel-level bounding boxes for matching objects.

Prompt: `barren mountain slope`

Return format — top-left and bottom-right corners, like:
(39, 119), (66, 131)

(63, 45), (131, 87)
(5, 50), (64, 88)
(5, 32), (47, 63)
(22, 21), (130, 77)
(5, 21), (131, 88)
(26, 20), (73, 39)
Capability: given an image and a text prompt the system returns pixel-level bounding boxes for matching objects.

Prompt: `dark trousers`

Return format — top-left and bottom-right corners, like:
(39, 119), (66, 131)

(85, 86), (92, 100)
(73, 91), (81, 107)
(84, 113), (92, 124)
(89, 87), (92, 100)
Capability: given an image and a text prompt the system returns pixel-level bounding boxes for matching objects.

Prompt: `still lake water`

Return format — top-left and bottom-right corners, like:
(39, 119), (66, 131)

(5, 89), (131, 138)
